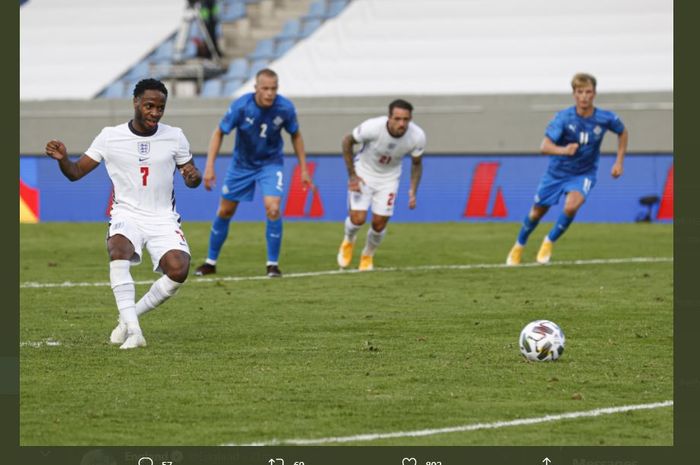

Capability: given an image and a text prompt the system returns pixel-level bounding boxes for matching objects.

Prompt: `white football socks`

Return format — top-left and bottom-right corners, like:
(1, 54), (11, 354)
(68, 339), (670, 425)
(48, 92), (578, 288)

(135, 275), (182, 317)
(362, 227), (386, 256)
(109, 260), (141, 335)
(343, 216), (361, 243)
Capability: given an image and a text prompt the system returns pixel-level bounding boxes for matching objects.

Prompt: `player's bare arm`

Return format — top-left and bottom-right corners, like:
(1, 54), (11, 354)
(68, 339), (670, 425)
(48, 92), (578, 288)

(178, 159), (202, 188)
(408, 156), (423, 209)
(203, 127), (225, 191)
(540, 137), (578, 156)
(611, 128), (629, 178)
(291, 131), (314, 191)
(341, 133), (363, 192)
(45, 139), (99, 181)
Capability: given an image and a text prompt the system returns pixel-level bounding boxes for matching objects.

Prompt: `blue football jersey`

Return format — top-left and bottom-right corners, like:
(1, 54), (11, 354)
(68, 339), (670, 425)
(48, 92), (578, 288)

(219, 93), (300, 170)
(544, 106), (625, 177)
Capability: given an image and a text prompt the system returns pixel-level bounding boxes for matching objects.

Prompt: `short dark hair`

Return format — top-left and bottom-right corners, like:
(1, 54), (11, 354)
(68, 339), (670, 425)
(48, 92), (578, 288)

(133, 78), (168, 98)
(389, 99), (413, 115)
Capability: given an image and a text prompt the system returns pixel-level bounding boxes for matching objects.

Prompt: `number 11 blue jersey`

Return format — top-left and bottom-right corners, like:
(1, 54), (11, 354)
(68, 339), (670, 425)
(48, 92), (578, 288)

(544, 106), (625, 177)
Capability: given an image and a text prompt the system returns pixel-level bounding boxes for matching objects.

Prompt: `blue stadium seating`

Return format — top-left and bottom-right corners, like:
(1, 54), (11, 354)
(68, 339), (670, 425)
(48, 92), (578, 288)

(149, 39), (175, 64)
(122, 60), (150, 81)
(274, 39), (296, 59)
(248, 58), (270, 79)
(100, 81), (128, 99)
(247, 38), (275, 60)
(222, 78), (245, 96)
(303, 1), (327, 21)
(277, 19), (301, 41)
(201, 79), (223, 98)
(224, 58), (249, 80)
(326, 0), (349, 18)
(300, 18), (322, 38)
(220, 1), (247, 22)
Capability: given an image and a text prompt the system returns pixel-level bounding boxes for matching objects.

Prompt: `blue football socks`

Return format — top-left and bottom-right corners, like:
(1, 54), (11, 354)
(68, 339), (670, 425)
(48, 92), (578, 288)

(266, 218), (283, 264)
(517, 215), (540, 246)
(207, 215), (231, 262)
(547, 213), (575, 242)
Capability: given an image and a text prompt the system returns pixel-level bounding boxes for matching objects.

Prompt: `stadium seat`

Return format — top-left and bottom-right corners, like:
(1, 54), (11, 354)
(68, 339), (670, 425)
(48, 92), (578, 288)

(224, 58), (249, 80)
(100, 81), (128, 99)
(149, 39), (175, 64)
(303, 1), (327, 21)
(276, 19), (301, 41)
(247, 38), (275, 60)
(124, 79), (143, 97)
(326, 0), (349, 18)
(222, 78), (245, 96)
(122, 60), (151, 81)
(248, 58), (270, 79)
(220, 1), (247, 23)
(274, 38), (296, 59)
(300, 18), (322, 38)
(201, 79), (223, 98)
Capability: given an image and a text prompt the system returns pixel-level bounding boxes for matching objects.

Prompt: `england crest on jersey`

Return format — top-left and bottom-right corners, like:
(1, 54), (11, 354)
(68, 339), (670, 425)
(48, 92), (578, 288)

(137, 142), (150, 155)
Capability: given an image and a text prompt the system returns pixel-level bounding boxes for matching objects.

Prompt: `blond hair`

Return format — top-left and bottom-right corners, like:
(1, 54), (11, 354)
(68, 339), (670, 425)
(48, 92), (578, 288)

(571, 73), (597, 91)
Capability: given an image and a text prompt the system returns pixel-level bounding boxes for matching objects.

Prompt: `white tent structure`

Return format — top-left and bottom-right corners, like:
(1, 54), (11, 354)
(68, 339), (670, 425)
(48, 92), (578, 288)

(20, 0), (185, 100)
(236, 0), (673, 97)
(20, 0), (673, 100)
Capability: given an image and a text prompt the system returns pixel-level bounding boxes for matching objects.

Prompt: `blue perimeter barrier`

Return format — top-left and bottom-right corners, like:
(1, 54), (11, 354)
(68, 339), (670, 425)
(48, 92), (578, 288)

(21, 154), (673, 223)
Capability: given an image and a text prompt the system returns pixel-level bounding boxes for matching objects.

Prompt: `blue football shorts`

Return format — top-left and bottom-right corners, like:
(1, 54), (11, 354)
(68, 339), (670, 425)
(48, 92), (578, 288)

(221, 163), (284, 202)
(533, 172), (597, 207)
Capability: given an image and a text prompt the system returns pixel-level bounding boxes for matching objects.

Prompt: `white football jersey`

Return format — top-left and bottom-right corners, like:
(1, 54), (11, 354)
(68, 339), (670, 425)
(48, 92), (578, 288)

(352, 116), (426, 182)
(85, 122), (192, 221)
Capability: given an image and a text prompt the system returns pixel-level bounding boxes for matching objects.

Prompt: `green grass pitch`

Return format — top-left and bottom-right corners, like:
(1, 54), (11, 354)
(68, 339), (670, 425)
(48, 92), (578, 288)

(20, 221), (672, 445)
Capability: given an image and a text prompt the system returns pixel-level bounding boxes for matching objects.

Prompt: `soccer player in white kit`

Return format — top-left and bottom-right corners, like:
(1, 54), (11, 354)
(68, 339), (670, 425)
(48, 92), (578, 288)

(337, 99), (426, 271)
(45, 79), (202, 349)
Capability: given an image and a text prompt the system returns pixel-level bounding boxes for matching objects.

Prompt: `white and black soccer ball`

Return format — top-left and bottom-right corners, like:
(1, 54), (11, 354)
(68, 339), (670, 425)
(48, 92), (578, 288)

(519, 320), (566, 362)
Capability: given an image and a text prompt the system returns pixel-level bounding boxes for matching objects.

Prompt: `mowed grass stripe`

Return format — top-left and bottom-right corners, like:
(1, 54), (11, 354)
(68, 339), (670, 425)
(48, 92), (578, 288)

(20, 256), (673, 289)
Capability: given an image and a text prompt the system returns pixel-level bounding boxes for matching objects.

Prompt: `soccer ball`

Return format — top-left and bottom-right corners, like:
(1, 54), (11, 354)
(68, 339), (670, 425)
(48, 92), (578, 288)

(519, 320), (566, 362)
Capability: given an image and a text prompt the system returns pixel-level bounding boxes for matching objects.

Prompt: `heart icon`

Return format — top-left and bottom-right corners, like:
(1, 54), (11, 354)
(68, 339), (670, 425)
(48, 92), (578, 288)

(402, 458), (417, 465)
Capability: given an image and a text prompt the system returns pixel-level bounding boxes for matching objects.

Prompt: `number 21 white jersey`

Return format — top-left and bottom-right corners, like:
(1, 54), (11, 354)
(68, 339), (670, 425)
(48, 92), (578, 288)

(352, 116), (426, 182)
(85, 122), (192, 222)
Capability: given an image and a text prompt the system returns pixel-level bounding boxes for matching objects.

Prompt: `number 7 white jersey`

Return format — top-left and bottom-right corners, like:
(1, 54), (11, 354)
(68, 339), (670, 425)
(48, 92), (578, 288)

(85, 122), (192, 221)
(352, 116), (426, 182)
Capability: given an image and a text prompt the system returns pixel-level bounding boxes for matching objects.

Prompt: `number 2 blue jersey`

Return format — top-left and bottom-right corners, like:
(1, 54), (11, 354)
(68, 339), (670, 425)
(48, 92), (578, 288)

(219, 93), (299, 170)
(544, 106), (625, 177)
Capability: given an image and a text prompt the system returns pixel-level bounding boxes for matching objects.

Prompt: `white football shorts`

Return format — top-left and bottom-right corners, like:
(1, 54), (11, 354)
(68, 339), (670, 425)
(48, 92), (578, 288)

(348, 176), (400, 217)
(108, 214), (190, 272)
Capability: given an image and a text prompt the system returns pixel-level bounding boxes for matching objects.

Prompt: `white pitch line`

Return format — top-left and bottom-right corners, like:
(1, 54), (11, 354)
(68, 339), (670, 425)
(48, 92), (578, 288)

(20, 256), (672, 289)
(222, 400), (674, 446)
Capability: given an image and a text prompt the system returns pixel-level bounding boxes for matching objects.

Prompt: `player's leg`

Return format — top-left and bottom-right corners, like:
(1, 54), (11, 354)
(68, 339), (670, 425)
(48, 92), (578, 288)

(338, 182), (372, 268)
(338, 209), (367, 268)
(359, 181), (397, 271)
(136, 224), (192, 317)
(196, 198), (239, 275)
(537, 175), (594, 264)
(507, 204), (549, 265)
(196, 167), (255, 275)
(359, 214), (390, 271)
(507, 174), (560, 265)
(263, 195), (283, 277)
(259, 164), (285, 277)
(106, 222), (146, 349)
